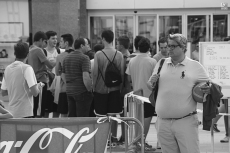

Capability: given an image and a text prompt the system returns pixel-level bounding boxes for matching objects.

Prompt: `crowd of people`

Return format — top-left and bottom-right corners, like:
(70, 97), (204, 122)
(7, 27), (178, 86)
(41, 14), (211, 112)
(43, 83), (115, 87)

(0, 28), (229, 153)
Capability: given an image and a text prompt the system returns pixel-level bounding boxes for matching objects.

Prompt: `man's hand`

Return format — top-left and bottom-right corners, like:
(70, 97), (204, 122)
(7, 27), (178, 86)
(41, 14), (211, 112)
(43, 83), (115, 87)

(147, 74), (160, 90)
(200, 83), (211, 94)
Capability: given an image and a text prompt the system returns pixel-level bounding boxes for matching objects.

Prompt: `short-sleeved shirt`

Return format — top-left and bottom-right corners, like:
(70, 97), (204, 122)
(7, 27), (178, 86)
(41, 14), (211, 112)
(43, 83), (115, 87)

(152, 57), (209, 118)
(192, 50), (199, 61)
(152, 52), (169, 62)
(27, 45), (48, 82)
(1, 61), (37, 118)
(126, 53), (157, 97)
(93, 49), (123, 94)
(55, 49), (74, 92)
(63, 50), (90, 95)
(45, 48), (59, 74)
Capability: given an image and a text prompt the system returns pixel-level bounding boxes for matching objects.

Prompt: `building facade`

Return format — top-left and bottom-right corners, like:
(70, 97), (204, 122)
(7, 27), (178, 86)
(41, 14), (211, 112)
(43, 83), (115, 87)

(0, 0), (229, 69)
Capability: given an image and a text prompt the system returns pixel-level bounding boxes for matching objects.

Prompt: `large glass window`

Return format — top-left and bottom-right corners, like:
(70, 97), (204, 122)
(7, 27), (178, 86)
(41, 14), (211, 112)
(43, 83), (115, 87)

(138, 16), (157, 55)
(159, 16), (182, 39)
(187, 15), (210, 61)
(115, 16), (133, 53)
(90, 16), (113, 48)
(213, 15), (228, 41)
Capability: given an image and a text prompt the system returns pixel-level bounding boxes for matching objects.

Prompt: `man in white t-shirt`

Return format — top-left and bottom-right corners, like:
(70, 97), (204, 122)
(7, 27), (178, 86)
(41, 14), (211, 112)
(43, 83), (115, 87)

(1, 42), (42, 118)
(126, 37), (157, 151)
(44, 31), (60, 117)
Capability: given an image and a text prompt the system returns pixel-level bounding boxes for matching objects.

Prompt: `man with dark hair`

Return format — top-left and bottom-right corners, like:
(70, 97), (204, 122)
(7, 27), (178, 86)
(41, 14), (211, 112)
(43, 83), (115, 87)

(126, 37), (157, 151)
(1, 42), (42, 118)
(55, 34), (74, 117)
(62, 38), (93, 117)
(27, 31), (55, 117)
(116, 35), (131, 143)
(84, 38), (95, 60)
(153, 37), (169, 62)
(93, 30), (124, 144)
(43, 31), (60, 117)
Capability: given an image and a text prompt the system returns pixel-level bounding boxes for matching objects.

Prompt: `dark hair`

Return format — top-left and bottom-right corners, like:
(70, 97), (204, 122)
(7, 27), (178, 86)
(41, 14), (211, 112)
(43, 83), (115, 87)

(138, 38), (150, 53)
(158, 37), (167, 46)
(46, 31), (57, 40)
(14, 42), (29, 59)
(118, 36), (130, 49)
(224, 36), (230, 41)
(33, 31), (47, 42)
(134, 35), (144, 50)
(86, 38), (91, 47)
(93, 44), (104, 52)
(101, 30), (114, 43)
(61, 34), (74, 47)
(74, 38), (85, 49)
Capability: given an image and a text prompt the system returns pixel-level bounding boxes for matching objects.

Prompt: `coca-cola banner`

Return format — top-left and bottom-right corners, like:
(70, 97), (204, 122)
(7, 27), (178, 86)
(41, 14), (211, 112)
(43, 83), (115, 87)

(0, 118), (110, 153)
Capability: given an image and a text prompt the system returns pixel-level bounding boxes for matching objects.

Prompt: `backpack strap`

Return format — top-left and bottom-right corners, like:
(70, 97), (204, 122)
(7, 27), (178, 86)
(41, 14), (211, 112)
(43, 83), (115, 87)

(157, 58), (165, 74)
(101, 50), (120, 72)
(43, 48), (47, 57)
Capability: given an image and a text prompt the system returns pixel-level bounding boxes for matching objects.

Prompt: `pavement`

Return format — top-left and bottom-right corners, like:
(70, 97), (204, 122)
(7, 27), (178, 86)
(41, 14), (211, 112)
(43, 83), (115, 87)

(107, 103), (230, 153)
(0, 95), (229, 153)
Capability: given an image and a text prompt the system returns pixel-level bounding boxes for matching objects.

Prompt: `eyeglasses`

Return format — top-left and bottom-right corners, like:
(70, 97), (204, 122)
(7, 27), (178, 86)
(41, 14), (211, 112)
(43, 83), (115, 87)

(168, 44), (180, 50)
(160, 46), (168, 50)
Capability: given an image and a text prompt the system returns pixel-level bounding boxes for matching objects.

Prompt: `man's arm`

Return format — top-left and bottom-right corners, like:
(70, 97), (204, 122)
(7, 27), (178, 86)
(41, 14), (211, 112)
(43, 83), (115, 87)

(29, 84), (41, 97)
(83, 72), (92, 91)
(24, 67), (41, 97)
(93, 53), (99, 90)
(44, 60), (55, 69)
(1, 78), (8, 97)
(37, 49), (55, 69)
(55, 55), (61, 76)
(0, 106), (13, 119)
(120, 55), (125, 90)
(82, 56), (92, 91)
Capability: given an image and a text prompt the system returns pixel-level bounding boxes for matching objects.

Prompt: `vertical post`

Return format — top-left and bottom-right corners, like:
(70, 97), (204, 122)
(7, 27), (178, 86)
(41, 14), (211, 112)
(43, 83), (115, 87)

(124, 94), (128, 152)
(211, 118), (215, 153)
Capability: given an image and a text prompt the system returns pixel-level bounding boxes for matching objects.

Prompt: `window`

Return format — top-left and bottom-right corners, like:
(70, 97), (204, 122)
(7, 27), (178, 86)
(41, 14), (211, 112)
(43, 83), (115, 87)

(213, 15), (228, 41)
(115, 16), (133, 53)
(159, 16), (182, 39)
(138, 16), (157, 55)
(90, 17), (113, 48)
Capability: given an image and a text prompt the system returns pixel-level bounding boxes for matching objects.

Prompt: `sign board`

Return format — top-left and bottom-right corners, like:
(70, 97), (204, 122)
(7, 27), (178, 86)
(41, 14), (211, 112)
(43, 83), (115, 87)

(200, 42), (230, 98)
(0, 118), (110, 153)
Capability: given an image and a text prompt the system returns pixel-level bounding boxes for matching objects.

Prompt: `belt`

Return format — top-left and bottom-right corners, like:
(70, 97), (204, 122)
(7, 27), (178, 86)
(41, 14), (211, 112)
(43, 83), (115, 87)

(161, 111), (197, 120)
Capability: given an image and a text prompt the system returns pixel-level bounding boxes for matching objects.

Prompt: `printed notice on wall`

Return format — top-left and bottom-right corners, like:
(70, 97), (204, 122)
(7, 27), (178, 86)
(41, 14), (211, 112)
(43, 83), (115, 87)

(200, 42), (230, 97)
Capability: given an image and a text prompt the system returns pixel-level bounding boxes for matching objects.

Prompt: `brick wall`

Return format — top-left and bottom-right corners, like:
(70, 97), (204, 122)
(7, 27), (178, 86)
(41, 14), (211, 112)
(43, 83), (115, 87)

(31, 0), (86, 41)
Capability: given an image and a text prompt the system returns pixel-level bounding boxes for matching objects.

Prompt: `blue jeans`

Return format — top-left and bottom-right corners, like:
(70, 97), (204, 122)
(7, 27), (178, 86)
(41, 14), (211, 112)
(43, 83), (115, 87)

(67, 91), (93, 117)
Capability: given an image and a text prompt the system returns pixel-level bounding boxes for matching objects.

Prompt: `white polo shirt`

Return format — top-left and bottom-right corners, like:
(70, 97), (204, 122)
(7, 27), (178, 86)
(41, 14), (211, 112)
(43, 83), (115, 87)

(126, 53), (157, 97)
(152, 57), (209, 118)
(1, 61), (37, 118)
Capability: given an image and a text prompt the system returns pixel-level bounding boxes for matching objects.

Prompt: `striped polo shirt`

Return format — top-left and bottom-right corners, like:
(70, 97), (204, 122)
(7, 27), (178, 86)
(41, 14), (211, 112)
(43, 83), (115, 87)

(63, 50), (91, 95)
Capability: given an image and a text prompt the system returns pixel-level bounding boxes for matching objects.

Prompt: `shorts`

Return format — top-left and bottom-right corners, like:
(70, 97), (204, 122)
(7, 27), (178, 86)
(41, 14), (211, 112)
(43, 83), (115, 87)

(44, 89), (58, 113)
(144, 102), (156, 118)
(57, 92), (68, 114)
(94, 90), (123, 116)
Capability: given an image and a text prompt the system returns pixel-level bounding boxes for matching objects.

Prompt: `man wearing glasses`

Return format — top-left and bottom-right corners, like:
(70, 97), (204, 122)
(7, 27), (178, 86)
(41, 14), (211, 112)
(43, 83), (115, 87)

(147, 34), (210, 153)
(192, 42), (199, 61)
(152, 37), (169, 62)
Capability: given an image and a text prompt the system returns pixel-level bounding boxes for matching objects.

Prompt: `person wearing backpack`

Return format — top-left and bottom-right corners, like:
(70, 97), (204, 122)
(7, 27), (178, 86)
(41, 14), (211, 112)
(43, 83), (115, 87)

(93, 30), (124, 145)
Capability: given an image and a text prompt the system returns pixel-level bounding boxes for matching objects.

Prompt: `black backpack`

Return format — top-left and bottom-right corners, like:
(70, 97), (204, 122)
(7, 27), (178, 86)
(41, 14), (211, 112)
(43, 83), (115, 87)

(99, 50), (122, 87)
